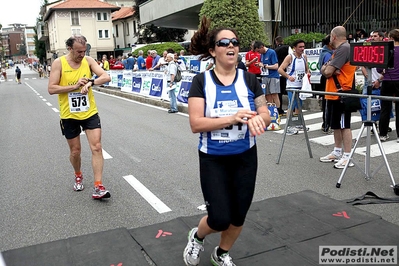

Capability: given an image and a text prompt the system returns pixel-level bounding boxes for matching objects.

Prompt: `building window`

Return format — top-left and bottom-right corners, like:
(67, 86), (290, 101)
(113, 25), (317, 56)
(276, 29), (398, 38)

(133, 21), (137, 34)
(97, 12), (108, 21)
(98, 30), (109, 39)
(115, 25), (119, 37)
(71, 11), (79, 25)
(72, 28), (81, 35)
(126, 22), (130, 36)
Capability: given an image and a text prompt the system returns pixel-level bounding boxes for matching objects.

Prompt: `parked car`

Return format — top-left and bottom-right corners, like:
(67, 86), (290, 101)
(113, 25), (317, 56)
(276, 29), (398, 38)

(110, 61), (124, 70)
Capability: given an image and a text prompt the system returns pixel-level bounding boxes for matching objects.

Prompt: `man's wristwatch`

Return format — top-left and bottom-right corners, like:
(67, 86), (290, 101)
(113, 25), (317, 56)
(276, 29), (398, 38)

(88, 79), (95, 85)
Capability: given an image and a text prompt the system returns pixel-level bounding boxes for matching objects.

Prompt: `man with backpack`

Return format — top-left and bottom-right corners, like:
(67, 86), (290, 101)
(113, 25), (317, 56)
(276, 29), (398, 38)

(15, 66), (22, 84)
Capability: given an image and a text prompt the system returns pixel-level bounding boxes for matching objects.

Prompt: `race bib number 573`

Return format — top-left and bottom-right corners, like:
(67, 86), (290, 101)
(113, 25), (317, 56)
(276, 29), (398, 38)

(68, 92), (90, 112)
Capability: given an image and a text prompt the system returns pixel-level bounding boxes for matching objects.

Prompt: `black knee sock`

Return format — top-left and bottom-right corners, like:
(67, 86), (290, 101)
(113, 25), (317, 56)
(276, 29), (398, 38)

(217, 247), (228, 257)
(194, 232), (204, 242)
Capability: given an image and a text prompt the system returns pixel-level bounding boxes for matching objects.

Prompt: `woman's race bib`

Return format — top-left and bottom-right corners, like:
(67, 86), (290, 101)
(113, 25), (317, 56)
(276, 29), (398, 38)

(209, 106), (247, 141)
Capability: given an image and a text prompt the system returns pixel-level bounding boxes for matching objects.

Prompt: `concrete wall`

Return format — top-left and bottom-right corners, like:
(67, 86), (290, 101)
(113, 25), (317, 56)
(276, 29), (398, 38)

(139, 0), (204, 29)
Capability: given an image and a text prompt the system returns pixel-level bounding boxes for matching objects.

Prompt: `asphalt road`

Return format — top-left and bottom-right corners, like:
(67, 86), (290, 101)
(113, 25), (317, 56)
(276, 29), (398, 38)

(1, 65), (398, 252)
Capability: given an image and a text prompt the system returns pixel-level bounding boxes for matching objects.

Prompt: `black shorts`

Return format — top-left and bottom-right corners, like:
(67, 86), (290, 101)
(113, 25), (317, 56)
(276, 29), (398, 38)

(199, 145), (257, 231)
(255, 74), (263, 84)
(325, 100), (351, 129)
(60, 113), (101, 139)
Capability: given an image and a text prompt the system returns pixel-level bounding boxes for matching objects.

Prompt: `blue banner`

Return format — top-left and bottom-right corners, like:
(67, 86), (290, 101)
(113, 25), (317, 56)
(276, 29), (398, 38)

(132, 77), (142, 93)
(149, 78), (163, 97)
(177, 81), (191, 103)
(189, 59), (201, 74)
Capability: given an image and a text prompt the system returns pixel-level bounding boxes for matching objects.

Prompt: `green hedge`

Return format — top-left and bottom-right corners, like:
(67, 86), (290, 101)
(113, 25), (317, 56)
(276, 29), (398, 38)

(283, 32), (327, 47)
(132, 42), (185, 57)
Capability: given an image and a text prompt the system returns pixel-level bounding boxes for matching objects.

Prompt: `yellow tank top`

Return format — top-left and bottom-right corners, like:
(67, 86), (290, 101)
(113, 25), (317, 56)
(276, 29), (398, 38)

(58, 56), (98, 119)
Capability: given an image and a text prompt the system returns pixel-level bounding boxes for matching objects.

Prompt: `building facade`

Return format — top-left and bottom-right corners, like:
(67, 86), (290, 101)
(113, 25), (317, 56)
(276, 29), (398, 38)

(112, 6), (139, 57)
(0, 32), (10, 61)
(140, 0), (399, 44)
(277, 0), (399, 38)
(1, 24), (27, 62)
(24, 26), (36, 59)
(38, 0), (120, 65)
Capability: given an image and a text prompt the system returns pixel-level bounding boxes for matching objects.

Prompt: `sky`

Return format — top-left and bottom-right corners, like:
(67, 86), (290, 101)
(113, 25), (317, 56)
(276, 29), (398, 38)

(1, 0), (43, 27)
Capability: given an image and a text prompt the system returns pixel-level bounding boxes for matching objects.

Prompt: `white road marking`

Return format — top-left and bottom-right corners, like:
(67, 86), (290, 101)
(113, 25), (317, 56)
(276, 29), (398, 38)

(197, 204), (206, 211)
(102, 149), (113, 159)
(123, 175), (172, 213)
(79, 132), (113, 160)
(51, 108), (59, 113)
(46, 102), (52, 106)
(310, 120), (396, 147)
(355, 139), (399, 157)
(279, 112), (321, 125)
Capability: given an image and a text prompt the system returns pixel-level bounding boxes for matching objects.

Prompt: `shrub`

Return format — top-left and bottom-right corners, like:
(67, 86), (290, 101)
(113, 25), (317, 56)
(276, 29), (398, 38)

(132, 42), (184, 57)
(283, 32), (326, 47)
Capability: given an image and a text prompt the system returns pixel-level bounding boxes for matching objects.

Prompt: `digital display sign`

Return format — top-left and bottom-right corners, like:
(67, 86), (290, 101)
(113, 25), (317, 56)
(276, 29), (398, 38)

(349, 41), (394, 68)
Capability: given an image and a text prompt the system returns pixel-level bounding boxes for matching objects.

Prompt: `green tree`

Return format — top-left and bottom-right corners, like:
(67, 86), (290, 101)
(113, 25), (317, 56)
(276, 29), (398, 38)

(34, 0), (47, 63)
(199, 0), (268, 51)
(133, 0), (188, 43)
(34, 28), (46, 63)
(18, 44), (27, 56)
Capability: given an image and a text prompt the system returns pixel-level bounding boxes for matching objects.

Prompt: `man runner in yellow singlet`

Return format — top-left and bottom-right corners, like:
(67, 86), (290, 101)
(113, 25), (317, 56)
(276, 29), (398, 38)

(48, 35), (111, 199)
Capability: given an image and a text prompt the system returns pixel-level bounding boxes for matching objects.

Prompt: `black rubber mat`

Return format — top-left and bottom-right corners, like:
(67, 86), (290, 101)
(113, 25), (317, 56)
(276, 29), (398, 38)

(3, 190), (399, 266)
(2, 228), (148, 266)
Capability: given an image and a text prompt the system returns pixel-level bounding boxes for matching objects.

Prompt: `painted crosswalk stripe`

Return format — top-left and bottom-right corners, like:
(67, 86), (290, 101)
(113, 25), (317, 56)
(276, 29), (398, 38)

(123, 175), (172, 214)
(277, 115), (363, 134)
(279, 112), (322, 125)
(355, 139), (399, 157)
(310, 120), (396, 146)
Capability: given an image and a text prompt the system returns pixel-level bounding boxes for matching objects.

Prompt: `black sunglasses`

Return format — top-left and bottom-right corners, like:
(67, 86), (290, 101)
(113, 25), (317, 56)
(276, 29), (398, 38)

(215, 38), (240, 47)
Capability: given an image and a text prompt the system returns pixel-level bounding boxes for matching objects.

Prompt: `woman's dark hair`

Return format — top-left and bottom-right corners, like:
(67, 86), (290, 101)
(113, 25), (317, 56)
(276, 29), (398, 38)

(190, 16), (238, 60)
(65, 35), (87, 48)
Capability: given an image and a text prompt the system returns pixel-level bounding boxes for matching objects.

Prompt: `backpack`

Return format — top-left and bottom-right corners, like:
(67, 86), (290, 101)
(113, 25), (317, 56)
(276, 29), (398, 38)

(174, 63), (182, 82)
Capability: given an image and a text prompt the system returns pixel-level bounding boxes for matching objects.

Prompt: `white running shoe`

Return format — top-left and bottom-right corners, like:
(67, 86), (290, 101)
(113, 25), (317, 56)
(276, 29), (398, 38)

(333, 157), (355, 169)
(183, 228), (204, 266)
(210, 246), (236, 266)
(320, 152), (341, 163)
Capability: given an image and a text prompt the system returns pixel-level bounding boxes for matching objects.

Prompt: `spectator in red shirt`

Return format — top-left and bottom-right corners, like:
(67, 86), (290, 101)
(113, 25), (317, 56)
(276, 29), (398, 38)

(109, 55), (116, 68)
(146, 50), (153, 70)
(245, 41), (261, 82)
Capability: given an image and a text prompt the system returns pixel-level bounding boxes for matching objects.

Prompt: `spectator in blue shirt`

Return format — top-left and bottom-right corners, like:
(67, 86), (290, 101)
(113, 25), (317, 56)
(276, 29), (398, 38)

(254, 41), (280, 106)
(126, 53), (135, 70)
(151, 51), (161, 70)
(136, 50), (146, 70)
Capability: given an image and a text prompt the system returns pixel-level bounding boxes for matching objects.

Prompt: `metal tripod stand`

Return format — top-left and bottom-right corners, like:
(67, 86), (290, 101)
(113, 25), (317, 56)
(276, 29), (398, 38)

(336, 68), (397, 190)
